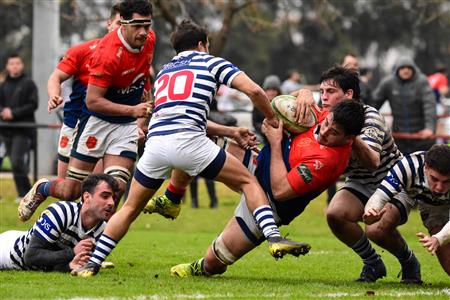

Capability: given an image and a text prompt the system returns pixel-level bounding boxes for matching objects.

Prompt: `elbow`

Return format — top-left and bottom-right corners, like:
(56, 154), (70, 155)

(247, 85), (265, 99)
(86, 97), (99, 112)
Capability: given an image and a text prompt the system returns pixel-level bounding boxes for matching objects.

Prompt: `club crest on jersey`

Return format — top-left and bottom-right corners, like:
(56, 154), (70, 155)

(86, 136), (97, 149)
(297, 163), (313, 183)
(60, 135), (69, 148)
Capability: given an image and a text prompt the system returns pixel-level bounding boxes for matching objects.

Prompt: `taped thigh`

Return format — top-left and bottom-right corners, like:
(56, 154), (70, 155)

(211, 233), (238, 266)
(104, 165), (132, 184)
(66, 166), (91, 182)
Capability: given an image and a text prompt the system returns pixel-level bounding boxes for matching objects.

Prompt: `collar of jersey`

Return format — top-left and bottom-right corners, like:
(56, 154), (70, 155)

(117, 27), (141, 53)
(176, 50), (204, 58)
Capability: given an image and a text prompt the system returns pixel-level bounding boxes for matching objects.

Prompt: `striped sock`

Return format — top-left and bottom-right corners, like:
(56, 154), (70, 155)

(351, 234), (380, 265)
(89, 234), (118, 266)
(396, 243), (414, 264)
(253, 205), (281, 239)
(165, 182), (186, 204)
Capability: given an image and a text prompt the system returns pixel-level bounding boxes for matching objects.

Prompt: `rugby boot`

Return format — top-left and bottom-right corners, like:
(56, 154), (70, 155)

(143, 195), (180, 220)
(18, 178), (49, 222)
(101, 261), (115, 269)
(267, 236), (311, 259)
(71, 262), (101, 278)
(399, 254), (422, 284)
(355, 260), (386, 282)
(170, 258), (206, 277)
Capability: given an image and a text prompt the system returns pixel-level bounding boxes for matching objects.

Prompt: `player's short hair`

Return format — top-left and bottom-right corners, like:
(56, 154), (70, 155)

(170, 19), (208, 54)
(425, 144), (450, 176)
(81, 174), (120, 205)
(119, 0), (153, 20)
(331, 99), (365, 136)
(110, 2), (121, 20)
(320, 65), (361, 100)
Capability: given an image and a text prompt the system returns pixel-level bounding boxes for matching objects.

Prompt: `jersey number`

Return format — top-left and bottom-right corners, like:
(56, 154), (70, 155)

(155, 70), (194, 106)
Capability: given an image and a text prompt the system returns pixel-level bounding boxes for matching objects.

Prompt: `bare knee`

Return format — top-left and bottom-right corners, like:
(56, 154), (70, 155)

(365, 223), (387, 242)
(326, 205), (345, 228)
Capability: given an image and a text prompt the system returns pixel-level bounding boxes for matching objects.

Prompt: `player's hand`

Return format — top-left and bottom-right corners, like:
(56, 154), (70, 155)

(233, 127), (259, 150)
(293, 88), (315, 123)
(48, 95), (63, 113)
(363, 208), (385, 225)
(265, 114), (279, 128)
(69, 251), (91, 270)
(133, 102), (153, 118)
(73, 238), (95, 255)
(416, 232), (439, 255)
(262, 119), (283, 145)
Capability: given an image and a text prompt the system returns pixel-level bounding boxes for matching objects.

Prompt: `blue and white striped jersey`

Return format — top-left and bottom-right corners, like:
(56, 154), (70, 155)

(374, 152), (450, 206)
(10, 201), (106, 270)
(148, 51), (241, 138)
(344, 105), (402, 189)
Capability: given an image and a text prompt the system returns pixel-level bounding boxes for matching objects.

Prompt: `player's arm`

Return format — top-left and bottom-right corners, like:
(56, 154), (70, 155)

(86, 84), (151, 118)
(352, 136), (380, 171)
(206, 120), (258, 150)
(417, 221), (450, 255)
(47, 68), (71, 112)
(231, 73), (278, 128)
(262, 119), (298, 200)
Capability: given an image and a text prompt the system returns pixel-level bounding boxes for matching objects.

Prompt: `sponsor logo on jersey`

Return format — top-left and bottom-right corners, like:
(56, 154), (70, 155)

(122, 68), (135, 76)
(60, 135), (69, 148)
(86, 136), (97, 149)
(297, 163), (313, 183)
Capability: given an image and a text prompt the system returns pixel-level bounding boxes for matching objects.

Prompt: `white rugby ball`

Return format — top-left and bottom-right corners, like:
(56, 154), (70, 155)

(271, 95), (319, 134)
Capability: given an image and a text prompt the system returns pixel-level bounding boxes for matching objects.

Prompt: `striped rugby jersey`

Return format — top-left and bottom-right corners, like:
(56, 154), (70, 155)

(374, 152), (450, 206)
(344, 105), (402, 189)
(10, 201), (106, 270)
(148, 51), (241, 138)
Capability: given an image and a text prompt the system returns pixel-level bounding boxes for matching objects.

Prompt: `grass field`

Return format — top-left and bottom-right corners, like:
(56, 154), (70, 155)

(0, 177), (449, 299)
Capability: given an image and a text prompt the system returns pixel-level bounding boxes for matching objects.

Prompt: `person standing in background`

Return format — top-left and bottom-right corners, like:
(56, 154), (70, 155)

(0, 54), (38, 202)
(372, 56), (436, 154)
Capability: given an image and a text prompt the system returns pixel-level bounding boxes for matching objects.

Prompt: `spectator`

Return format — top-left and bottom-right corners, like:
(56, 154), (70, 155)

(342, 53), (373, 104)
(252, 75), (281, 140)
(372, 56), (436, 154)
(0, 54), (38, 202)
(427, 64), (448, 103)
(281, 69), (302, 94)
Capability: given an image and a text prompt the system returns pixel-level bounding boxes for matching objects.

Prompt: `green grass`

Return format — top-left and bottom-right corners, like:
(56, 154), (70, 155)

(0, 178), (449, 299)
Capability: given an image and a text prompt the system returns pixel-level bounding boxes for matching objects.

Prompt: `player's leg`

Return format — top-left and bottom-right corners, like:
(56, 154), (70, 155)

(365, 195), (421, 284)
(18, 156), (95, 221)
(102, 154), (135, 200)
(326, 188), (386, 282)
(171, 217), (257, 277)
(429, 225), (450, 276)
(56, 123), (76, 179)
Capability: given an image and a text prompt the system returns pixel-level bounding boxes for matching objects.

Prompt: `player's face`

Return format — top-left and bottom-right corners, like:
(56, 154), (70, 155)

(424, 165), (450, 195)
(122, 13), (151, 48)
(85, 181), (117, 221)
(6, 57), (24, 78)
(317, 113), (349, 147)
(319, 80), (353, 111)
(107, 12), (121, 32)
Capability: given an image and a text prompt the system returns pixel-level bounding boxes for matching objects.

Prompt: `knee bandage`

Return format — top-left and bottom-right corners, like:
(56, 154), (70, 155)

(212, 234), (238, 265)
(104, 166), (131, 184)
(66, 166), (91, 182)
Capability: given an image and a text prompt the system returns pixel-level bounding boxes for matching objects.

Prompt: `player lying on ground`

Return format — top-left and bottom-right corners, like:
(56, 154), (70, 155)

(0, 174), (119, 272)
(167, 100), (365, 277)
(18, 0), (155, 222)
(364, 144), (450, 276)
(294, 66), (420, 284)
(71, 19), (309, 278)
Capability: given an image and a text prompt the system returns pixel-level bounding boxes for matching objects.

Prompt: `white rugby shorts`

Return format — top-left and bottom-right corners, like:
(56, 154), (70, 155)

(137, 131), (221, 179)
(58, 123), (77, 160)
(72, 116), (138, 162)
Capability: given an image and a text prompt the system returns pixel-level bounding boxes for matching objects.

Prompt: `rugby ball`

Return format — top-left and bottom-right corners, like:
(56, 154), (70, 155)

(271, 95), (318, 134)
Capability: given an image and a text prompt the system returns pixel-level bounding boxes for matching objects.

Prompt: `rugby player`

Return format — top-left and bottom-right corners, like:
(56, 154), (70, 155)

(169, 100), (365, 277)
(295, 66), (420, 283)
(0, 174), (119, 272)
(71, 19), (309, 277)
(19, 0), (155, 221)
(47, 4), (121, 178)
(364, 144), (450, 276)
